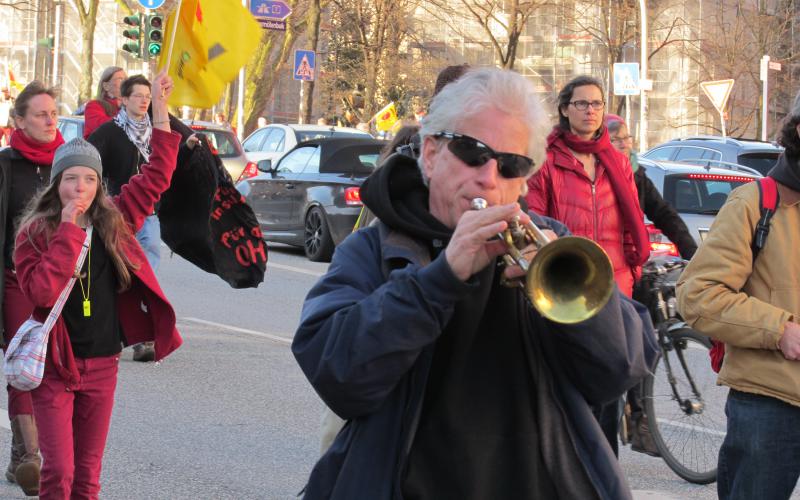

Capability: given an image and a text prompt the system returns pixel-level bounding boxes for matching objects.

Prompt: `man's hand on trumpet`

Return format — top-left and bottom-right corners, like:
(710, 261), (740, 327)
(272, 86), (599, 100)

(445, 202), (526, 281)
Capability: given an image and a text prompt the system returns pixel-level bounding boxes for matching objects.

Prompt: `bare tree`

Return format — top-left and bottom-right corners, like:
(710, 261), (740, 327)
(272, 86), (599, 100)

(69, 0), (100, 104)
(421, 0), (547, 70)
(681, 0), (799, 138)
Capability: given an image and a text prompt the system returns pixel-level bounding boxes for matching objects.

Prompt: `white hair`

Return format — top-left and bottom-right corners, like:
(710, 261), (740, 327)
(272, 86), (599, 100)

(418, 67), (551, 182)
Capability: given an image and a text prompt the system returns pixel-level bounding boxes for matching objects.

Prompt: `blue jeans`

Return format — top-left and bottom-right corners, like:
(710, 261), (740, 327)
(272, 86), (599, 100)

(136, 215), (161, 272)
(718, 389), (800, 500)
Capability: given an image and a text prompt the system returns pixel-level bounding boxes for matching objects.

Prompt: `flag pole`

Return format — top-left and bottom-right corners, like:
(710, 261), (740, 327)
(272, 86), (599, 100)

(163, 0), (182, 75)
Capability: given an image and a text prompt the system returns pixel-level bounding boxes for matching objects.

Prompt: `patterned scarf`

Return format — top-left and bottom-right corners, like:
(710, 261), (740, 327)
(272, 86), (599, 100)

(114, 106), (151, 161)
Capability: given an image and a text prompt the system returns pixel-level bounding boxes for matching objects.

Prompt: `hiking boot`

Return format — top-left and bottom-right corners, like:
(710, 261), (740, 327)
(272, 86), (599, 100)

(630, 415), (661, 457)
(132, 342), (155, 362)
(11, 415), (40, 496)
(5, 417), (24, 483)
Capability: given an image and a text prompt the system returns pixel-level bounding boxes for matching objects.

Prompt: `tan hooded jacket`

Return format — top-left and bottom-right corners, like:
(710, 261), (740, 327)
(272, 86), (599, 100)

(677, 180), (800, 405)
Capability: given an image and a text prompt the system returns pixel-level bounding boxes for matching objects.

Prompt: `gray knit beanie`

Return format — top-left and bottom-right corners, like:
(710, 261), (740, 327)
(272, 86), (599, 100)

(51, 138), (103, 182)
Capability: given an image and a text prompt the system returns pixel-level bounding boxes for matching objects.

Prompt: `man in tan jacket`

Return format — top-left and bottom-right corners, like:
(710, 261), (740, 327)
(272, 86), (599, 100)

(677, 92), (800, 500)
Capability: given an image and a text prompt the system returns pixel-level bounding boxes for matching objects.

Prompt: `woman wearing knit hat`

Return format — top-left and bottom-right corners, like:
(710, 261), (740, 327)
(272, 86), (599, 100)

(0, 81), (65, 496)
(12, 70), (183, 499)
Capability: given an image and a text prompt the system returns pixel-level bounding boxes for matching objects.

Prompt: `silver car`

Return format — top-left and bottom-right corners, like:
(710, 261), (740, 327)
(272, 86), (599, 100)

(640, 157), (761, 248)
(181, 120), (252, 182)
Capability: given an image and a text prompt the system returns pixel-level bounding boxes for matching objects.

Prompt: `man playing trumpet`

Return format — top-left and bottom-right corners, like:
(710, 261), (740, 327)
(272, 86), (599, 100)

(292, 68), (656, 500)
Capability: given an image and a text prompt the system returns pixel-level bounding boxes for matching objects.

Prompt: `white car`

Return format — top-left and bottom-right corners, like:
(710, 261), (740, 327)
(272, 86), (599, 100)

(240, 124), (372, 180)
(640, 156), (761, 253)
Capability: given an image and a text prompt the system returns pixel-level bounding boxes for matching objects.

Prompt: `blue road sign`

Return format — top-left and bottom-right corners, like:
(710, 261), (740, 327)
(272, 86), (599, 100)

(138, 0), (165, 9)
(613, 63), (640, 96)
(294, 50), (315, 81)
(251, 0), (293, 21)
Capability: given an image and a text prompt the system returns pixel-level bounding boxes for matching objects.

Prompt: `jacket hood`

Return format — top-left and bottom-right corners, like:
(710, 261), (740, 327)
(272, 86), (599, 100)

(768, 153), (800, 192)
(360, 153), (452, 242)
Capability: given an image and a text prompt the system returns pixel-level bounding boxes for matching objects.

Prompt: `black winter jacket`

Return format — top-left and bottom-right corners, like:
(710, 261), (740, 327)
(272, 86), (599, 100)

(87, 120), (146, 196)
(636, 165), (698, 259)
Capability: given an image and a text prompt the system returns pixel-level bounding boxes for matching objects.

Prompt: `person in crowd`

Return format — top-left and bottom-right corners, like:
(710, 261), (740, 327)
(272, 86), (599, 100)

(293, 67), (655, 499)
(257, 116), (268, 128)
(525, 76), (650, 457)
(605, 114), (697, 457)
(606, 115), (697, 259)
(82, 66), (126, 139)
(0, 81), (64, 497)
(88, 74), (161, 362)
(677, 91), (800, 500)
(13, 70), (182, 499)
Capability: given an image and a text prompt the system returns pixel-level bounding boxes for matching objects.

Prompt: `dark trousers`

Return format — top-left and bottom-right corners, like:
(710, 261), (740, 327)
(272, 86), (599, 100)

(592, 399), (620, 457)
(32, 354), (120, 500)
(718, 390), (800, 500)
(3, 269), (34, 418)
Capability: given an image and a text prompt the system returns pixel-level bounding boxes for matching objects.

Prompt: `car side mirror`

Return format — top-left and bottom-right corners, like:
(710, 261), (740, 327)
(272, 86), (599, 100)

(257, 159), (273, 173)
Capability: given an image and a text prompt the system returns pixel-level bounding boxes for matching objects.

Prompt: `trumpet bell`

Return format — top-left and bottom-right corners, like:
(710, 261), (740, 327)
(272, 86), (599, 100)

(525, 236), (614, 324)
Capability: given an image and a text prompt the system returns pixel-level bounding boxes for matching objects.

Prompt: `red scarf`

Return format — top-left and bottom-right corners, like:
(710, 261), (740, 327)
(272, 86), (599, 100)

(10, 128), (65, 166)
(549, 126), (650, 267)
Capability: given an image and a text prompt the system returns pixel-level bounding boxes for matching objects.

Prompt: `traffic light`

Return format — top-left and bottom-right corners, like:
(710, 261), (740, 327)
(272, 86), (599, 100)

(144, 14), (163, 61)
(122, 14), (143, 59)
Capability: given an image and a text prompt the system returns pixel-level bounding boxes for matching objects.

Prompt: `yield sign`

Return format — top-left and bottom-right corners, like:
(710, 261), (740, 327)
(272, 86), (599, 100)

(700, 79), (734, 113)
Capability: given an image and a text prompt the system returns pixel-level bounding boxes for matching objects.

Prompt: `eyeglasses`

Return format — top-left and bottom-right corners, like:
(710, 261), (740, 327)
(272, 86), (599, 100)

(129, 93), (152, 101)
(611, 135), (633, 143)
(433, 131), (534, 179)
(569, 100), (605, 111)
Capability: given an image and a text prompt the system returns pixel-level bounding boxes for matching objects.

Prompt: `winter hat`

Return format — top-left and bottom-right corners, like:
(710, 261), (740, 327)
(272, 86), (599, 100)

(604, 113), (624, 126)
(51, 137), (103, 182)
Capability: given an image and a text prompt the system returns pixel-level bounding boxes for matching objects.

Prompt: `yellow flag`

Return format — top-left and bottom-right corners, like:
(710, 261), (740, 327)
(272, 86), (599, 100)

(158, 0), (262, 108)
(374, 102), (398, 132)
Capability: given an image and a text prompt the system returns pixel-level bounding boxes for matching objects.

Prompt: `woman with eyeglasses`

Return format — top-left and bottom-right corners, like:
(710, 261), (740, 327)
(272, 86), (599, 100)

(525, 75), (650, 458)
(82, 66), (126, 139)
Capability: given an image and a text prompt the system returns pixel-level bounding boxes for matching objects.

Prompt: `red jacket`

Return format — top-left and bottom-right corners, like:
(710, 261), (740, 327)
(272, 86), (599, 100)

(14, 129), (183, 388)
(525, 135), (641, 296)
(83, 98), (120, 139)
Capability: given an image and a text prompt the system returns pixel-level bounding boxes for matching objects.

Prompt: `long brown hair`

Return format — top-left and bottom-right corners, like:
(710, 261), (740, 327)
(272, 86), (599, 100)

(16, 175), (140, 291)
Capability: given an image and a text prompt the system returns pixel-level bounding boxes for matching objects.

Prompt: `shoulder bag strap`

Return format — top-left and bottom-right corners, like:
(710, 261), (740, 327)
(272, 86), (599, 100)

(39, 226), (93, 335)
(753, 177), (779, 261)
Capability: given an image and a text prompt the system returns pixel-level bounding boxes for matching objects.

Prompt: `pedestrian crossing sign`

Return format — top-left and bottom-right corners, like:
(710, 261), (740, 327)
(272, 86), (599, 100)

(294, 50), (315, 82)
(613, 63), (640, 96)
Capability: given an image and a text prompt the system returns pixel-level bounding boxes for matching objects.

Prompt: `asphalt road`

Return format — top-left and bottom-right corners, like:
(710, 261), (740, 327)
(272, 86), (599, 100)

(0, 241), (793, 499)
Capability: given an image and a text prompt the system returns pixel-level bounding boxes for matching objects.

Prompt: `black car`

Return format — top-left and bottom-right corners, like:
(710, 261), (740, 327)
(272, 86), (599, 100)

(237, 137), (386, 262)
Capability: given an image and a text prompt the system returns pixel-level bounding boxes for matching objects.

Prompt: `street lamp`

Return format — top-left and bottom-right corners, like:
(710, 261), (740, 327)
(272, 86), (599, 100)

(639, 0), (648, 151)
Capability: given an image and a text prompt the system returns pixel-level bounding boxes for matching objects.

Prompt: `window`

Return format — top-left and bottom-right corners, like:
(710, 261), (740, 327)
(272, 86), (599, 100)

(301, 147), (321, 173)
(59, 121), (80, 142)
(644, 147), (674, 161)
(243, 129), (268, 152)
(264, 129), (285, 152)
(277, 146), (317, 173)
(674, 146), (713, 163)
(738, 153), (781, 177)
(664, 174), (752, 214)
(202, 130), (240, 158)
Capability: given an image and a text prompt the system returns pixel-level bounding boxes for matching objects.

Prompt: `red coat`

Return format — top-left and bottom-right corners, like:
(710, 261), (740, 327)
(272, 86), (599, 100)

(14, 129), (183, 387)
(83, 98), (119, 139)
(525, 136), (640, 296)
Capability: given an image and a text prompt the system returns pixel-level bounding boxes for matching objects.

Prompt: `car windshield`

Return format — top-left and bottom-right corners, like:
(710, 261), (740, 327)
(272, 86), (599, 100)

(737, 152), (780, 176)
(296, 130), (368, 142)
(199, 129), (242, 158)
(663, 174), (754, 214)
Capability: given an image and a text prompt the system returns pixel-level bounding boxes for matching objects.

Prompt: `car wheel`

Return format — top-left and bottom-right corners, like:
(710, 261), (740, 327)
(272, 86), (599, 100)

(304, 207), (334, 262)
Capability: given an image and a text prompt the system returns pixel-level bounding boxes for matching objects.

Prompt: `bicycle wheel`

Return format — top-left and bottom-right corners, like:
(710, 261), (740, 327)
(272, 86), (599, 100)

(644, 328), (727, 484)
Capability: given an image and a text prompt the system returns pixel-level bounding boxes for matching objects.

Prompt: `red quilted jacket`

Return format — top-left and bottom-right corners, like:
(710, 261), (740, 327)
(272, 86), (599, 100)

(525, 135), (641, 296)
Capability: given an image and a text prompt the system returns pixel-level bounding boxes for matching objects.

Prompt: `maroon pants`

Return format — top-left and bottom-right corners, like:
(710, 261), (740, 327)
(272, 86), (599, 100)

(32, 354), (119, 500)
(3, 269), (34, 418)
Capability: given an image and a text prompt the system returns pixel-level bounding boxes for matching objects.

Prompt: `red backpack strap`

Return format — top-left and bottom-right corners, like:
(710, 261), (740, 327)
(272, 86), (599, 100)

(753, 177), (779, 260)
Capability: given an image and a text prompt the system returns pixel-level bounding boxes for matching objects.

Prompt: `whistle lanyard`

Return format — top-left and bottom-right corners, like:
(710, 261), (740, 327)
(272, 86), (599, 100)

(78, 240), (92, 317)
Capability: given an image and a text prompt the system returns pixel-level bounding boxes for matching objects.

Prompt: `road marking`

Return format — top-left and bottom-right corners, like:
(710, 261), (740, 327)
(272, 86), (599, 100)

(655, 418), (727, 437)
(267, 262), (325, 277)
(181, 317), (293, 346)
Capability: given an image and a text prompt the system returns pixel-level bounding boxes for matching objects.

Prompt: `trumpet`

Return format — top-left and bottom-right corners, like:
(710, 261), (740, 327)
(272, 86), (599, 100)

(471, 198), (614, 324)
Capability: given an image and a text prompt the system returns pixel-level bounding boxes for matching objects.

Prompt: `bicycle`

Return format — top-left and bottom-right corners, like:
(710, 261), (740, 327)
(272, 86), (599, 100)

(636, 258), (728, 485)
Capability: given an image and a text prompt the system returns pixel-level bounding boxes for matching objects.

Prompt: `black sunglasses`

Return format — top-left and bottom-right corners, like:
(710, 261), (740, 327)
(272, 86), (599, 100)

(433, 131), (534, 179)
